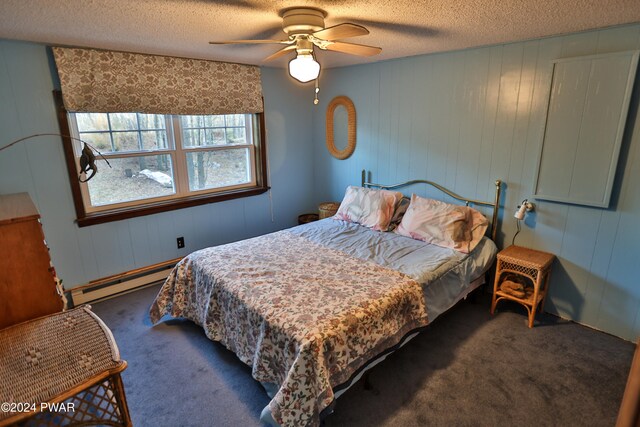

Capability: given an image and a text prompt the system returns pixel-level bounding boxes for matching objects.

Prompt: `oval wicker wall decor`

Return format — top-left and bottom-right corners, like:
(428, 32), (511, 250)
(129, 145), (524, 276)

(326, 96), (356, 160)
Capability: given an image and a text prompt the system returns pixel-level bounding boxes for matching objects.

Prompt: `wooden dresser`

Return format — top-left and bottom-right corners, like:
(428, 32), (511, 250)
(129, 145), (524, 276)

(0, 193), (63, 329)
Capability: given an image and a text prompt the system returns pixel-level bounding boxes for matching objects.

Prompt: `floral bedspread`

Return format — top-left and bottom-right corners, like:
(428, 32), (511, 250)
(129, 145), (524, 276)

(149, 230), (428, 426)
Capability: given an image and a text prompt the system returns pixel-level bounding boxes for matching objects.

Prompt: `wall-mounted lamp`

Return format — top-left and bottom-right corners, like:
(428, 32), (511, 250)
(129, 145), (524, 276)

(512, 199), (535, 245)
(514, 199), (535, 220)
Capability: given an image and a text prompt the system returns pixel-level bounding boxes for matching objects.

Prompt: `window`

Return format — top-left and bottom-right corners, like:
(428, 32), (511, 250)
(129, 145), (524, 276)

(56, 95), (268, 226)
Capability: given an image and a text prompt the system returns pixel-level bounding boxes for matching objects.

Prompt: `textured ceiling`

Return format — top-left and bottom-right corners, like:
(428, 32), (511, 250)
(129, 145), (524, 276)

(0, 0), (639, 70)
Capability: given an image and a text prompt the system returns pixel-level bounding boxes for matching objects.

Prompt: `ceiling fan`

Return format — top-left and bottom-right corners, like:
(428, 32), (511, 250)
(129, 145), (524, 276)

(209, 7), (382, 83)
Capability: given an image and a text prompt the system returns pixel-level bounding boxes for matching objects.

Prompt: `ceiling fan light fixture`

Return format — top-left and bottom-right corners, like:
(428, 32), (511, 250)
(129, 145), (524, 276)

(209, 7), (380, 84)
(288, 52), (320, 83)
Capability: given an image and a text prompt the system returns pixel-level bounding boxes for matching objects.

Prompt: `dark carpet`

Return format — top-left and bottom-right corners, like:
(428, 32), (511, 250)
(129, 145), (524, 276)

(92, 285), (635, 427)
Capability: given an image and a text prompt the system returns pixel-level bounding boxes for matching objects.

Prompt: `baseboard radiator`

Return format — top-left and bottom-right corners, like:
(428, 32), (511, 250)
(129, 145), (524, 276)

(69, 258), (181, 306)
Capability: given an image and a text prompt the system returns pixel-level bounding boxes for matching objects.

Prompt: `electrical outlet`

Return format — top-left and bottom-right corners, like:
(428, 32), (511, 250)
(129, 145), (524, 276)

(177, 237), (185, 249)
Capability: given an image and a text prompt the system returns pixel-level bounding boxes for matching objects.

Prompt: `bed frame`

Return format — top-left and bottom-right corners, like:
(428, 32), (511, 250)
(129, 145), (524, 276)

(313, 171), (504, 422)
(361, 169), (503, 242)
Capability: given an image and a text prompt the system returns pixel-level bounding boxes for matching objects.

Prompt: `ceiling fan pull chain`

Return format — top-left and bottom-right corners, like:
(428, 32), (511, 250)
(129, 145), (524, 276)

(314, 77), (320, 105)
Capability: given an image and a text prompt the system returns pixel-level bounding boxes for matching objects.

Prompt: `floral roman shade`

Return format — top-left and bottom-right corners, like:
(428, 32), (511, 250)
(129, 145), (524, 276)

(52, 47), (263, 115)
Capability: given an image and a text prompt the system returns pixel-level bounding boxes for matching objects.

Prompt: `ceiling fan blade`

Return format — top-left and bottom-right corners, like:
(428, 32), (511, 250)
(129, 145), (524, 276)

(324, 41), (382, 57)
(264, 45), (297, 61)
(312, 23), (369, 41)
(209, 39), (291, 45)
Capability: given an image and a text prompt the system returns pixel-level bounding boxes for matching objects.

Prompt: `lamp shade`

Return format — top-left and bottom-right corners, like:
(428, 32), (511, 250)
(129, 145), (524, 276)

(514, 199), (534, 220)
(288, 53), (320, 83)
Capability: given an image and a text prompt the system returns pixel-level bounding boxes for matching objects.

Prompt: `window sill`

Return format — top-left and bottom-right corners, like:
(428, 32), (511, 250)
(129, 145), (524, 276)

(75, 185), (270, 227)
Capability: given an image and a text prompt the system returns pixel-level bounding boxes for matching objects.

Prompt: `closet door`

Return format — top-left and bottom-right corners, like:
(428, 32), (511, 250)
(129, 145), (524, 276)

(533, 50), (639, 207)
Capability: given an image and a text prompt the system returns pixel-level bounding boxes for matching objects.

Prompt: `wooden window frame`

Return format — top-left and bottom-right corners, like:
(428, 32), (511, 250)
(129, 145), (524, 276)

(54, 91), (269, 227)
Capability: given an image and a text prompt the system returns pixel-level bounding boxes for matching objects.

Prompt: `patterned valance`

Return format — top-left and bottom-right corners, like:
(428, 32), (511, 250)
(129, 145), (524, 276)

(52, 47), (263, 115)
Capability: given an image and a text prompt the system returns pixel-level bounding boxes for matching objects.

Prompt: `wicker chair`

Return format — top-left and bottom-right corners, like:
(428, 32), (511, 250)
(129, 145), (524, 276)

(0, 306), (131, 427)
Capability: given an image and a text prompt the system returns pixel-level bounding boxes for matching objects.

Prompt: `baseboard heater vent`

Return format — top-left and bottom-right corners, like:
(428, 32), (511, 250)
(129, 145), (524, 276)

(69, 257), (181, 306)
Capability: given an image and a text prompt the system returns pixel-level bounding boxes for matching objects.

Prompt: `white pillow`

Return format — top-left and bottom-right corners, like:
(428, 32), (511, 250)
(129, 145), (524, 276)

(334, 186), (403, 231)
(395, 194), (488, 253)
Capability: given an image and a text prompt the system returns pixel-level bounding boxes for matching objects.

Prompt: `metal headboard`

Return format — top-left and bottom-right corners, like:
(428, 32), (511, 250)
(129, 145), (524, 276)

(361, 169), (503, 242)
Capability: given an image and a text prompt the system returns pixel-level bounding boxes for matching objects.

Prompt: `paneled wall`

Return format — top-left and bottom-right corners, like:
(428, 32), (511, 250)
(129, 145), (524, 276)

(2, 24), (640, 341)
(0, 40), (316, 290)
(312, 24), (640, 341)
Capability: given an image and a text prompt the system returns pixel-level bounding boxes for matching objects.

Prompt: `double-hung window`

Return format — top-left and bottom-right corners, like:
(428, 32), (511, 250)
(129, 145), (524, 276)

(60, 104), (267, 226)
(52, 47), (267, 226)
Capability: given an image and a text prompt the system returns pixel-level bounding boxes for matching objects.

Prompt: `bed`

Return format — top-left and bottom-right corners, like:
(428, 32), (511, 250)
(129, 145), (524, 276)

(149, 171), (503, 426)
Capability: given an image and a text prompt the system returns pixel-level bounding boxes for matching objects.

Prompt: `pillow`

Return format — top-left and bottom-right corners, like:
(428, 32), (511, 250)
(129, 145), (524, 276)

(395, 194), (488, 253)
(333, 186), (403, 231)
(467, 208), (489, 252)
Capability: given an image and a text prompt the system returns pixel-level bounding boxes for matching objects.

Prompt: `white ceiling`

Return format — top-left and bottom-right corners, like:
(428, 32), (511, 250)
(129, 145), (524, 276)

(1, 0), (639, 70)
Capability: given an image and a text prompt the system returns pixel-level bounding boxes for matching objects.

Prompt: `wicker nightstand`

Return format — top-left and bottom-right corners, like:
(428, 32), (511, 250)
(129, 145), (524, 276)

(490, 245), (556, 328)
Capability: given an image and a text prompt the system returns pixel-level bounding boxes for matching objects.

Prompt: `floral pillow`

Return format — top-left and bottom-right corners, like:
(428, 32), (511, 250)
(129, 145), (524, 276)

(334, 186), (403, 231)
(395, 194), (488, 253)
